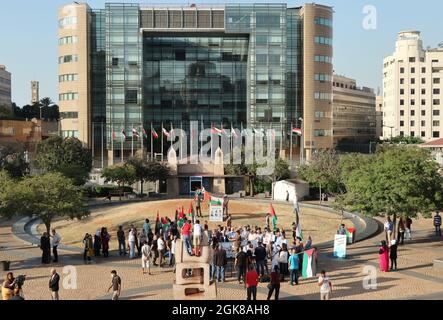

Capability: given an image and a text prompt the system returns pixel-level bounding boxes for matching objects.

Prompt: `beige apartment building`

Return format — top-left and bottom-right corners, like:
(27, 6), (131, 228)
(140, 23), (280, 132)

(383, 31), (443, 141)
(332, 74), (376, 147)
(0, 65), (12, 110)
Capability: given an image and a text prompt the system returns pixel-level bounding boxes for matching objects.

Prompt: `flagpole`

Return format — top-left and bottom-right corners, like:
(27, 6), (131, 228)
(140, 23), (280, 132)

(300, 118), (304, 166)
(180, 121), (184, 160)
(290, 122), (293, 169)
(161, 121), (164, 160)
(200, 116), (203, 159)
(101, 122), (104, 169)
(92, 122), (95, 168)
(111, 124), (114, 162)
(170, 122), (173, 149)
(151, 122), (154, 161)
(280, 121), (283, 154)
(140, 124), (144, 160)
(121, 125), (124, 163)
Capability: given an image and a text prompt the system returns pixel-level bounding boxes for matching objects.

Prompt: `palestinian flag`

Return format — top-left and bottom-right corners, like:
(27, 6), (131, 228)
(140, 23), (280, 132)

(270, 203), (277, 231)
(292, 128), (303, 136)
(203, 191), (211, 203)
(112, 129), (116, 140)
(162, 128), (170, 138)
(346, 227), (356, 244)
(302, 248), (317, 279)
(142, 128), (148, 139)
(211, 126), (223, 136)
(210, 197), (223, 206)
(121, 129), (127, 140)
(178, 206), (186, 228)
(151, 128), (159, 139)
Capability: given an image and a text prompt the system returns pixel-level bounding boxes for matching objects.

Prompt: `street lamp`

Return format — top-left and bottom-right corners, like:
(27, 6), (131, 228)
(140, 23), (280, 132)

(382, 125), (395, 140)
(299, 117), (304, 165)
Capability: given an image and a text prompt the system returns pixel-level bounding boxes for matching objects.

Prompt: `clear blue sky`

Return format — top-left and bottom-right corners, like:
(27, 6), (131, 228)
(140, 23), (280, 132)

(1, 0), (442, 106)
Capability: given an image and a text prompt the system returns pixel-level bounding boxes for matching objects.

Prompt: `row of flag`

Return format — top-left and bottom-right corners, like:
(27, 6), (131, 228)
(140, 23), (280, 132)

(114, 127), (303, 140)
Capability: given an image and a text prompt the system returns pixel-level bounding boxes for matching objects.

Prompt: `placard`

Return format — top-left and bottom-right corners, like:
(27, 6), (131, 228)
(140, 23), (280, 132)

(333, 234), (347, 258)
(209, 196), (224, 222)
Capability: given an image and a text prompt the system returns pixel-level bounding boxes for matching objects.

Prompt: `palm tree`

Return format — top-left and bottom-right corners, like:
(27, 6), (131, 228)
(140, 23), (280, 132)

(39, 97), (53, 120)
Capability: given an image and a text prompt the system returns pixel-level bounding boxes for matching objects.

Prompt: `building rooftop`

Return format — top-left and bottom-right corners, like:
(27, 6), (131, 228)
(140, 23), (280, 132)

(420, 138), (443, 148)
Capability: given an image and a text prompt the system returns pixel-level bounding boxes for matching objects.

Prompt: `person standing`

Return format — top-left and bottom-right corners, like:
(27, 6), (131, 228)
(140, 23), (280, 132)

(195, 194), (203, 218)
(141, 241), (152, 275)
(254, 242), (267, 278)
(286, 190), (289, 202)
(117, 226), (126, 256)
(157, 235), (166, 267)
(143, 219), (151, 235)
(405, 217), (413, 240)
(379, 240), (389, 272)
(397, 217), (405, 245)
(48, 269), (60, 300)
(293, 193), (300, 216)
(278, 244), (289, 282)
(51, 229), (61, 263)
(384, 217), (393, 244)
(101, 227), (110, 258)
(223, 195), (229, 219)
(434, 212), (442, 237)
(93, 230), (102, 257)
(40, 232), (51, 264)
(128, 228), (136, 259)
(213, 244), (227, 283)
(235, 247), (247, 284)
(107, 270), (121, 301)
(245, 264), (259, 300)
(193, 220), (203, 256)
(169, 235), (177, 268)
(288, 249), (299, 286)
(318, 270), (332, 300)
(389, 240), (398, 271)
(83, 233), (93, 264)
(181, 220), (192, 255)
(267, 265), (281, 300)
(2, 273), (15, 301)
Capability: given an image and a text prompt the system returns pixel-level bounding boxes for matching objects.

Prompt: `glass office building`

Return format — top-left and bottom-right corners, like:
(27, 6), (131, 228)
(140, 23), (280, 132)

(58, 3), (333, 165)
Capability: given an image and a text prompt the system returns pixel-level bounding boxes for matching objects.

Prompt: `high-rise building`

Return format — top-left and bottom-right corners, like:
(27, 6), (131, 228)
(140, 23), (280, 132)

(58, 2), (333, 166)
(383, 31), (443, 141)
(332, 74), (376, 148)
(31, 81), (40, 105)
(0, 65), (12, 110)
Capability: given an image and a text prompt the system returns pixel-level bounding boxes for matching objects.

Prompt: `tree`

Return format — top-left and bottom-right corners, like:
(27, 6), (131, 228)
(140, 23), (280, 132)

(126, 157), (170, 196)
(388, 136), (424, 145)
(0, 146), (29, 178)
(39, 98), (60, 121)
(0, 105), (13, 119)
(101, 163), (137, 200)
(0, 172), (89, 232)
(343, 146), (443, 238)
(35, 136), (92, 186)
(298, 149), (342, 203)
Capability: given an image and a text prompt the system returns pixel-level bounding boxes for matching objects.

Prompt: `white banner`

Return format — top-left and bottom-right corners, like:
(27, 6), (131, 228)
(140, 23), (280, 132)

(209, 196), (224, 222)
(333, 234), (347, 258)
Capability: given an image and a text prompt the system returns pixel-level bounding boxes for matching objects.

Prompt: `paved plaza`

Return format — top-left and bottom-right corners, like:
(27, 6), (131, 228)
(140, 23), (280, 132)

(1, 201), (443, 300)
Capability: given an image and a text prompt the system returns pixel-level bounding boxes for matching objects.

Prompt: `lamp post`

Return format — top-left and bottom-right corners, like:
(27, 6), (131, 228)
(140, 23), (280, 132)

(383, 125), (395, 140)
(299, 117), (304, 165)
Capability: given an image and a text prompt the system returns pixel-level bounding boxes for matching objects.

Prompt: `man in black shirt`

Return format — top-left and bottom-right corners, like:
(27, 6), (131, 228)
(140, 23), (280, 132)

(117, 226), (126, 256)
(254, 242), (267, 277)
(107, 270), (122, 300)
(49, 268), (60, 300)
(235, 248), (247, 284)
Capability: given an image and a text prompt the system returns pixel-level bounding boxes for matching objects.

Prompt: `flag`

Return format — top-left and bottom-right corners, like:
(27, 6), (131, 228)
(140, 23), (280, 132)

(296, 223), (303, 240)
(211, 126), (223, 136)
(162, 128), (170, 137)
(112, 129), (116, 140)
(161, 217), (168, 225)
(292, 128), (303, 136)
(203, 191), (211, 203)
(270, 203), (278, 230)
(231, 127), (239, 139)
(302, 249), (317, 279)
(188, 202), (194, 216)
(178, 206), (186, 228)
(132, 128), (140, 138)
(142, 128), (148, 139)
(151, 128), (159, 139)
(121, 129), (127, 140)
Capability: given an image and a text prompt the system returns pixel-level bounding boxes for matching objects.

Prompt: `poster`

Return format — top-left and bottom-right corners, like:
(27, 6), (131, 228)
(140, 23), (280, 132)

(333, 234), (347, 258)
(209, 196), (224, 222)
(219, 242), (235, 259)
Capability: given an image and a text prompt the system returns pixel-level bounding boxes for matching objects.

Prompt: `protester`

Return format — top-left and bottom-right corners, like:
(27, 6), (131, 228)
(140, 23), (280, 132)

(434, 212), (442, 237)
(94, 230), (102, 257)
(107, 270), (121, 301)
(101, 227), (110, 258)
(214, 244), (227, 283)
(405, 217), (413, 240)
(254, 242), (267, 277)
(40, 232), (51, 264)
(389, 240), (398, 271)
(193, 220), (203, 256)
(181, 220), (193, 255)
(278, 243), (289, 282)
(51, 229), (61, 263)
(235, 247), (247, 284)
(2, 272), (15, 300)
(337, 224), (347, 235)
(169, 235), (177, 267)
(397, 217), (405, 245)
(133, 227), (140, 257)
(289, 248), (299, 286)
(226, 214), (232, 229)
(49, 269), (60, 300)
(379, 240), (389, 272)
(318, 270), (332, 300)
(128, 227), (136, 259)
(245, 264), (259, 300)
(267, 265), (281, 300)
(384, 217), (393, 243)
(157, 235), (166, 267)
(117, 226), (126, 256)
(195, 193), (203, 218)
(141, 241), (152, 275)
(143, 219), (151, 235)
(83, 233), (93, 264)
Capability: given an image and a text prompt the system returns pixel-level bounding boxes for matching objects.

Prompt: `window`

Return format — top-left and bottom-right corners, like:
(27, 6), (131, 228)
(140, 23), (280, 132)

(256, 35), (267, 45)
(314, 129), (327, 137)
(59, 16), (77, 28)
(421, 121), (426, 126)
(314, 92), (331, 100)
(400, 121), (404, 127)
(421, 131), (426, 137)
(409, 57), (416, 63)
(112, 58), (119, 66)
(434, 99), (441, 106)
(400, 131), (404, 137)
(434, 89), (441, 95)
(411, 99), (415, 106)
(400, 110), (405, 116)
(410, 121), (415, 126)
(314, 55), (332, 63)
(315, 74), (332, 82)
(411, 78), (415, 84)
(400, 78), (405, 84)
(422, 67), (426, 73)
(59, 74), (78, 82)
(422, 99), (426, 105)
(256, 54), (267, 65)
(422, 89), (426, 95)
(60, 112), (78, 119)
(411, 110), (415, 116)
(62, 130), (79, 138)
(400, 67), (405, 74)
(314, 17), (333, 27)
(433, 110), (440, 116)
(433, 121), (440, 126)
(59, 36), (78, 45)
(433, 131), (440, 138)
(411, 89), (415, 95)
(434, 78), (441, 84)
(125, 90), (138, 104)
(400, 99), (404, 105)
(400, 89), (404, 95)
(422, 78), (426, 84)
(422, 110), (426, 116)
(269, 54), (281, 65)
(411, 67), (415, 74)
(410, 131), (415, 137)
(315, 111), (325, 118)
(314, 36), (333, 46)
(59, 92), (78, 101)
(58, 55), (78, 64)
